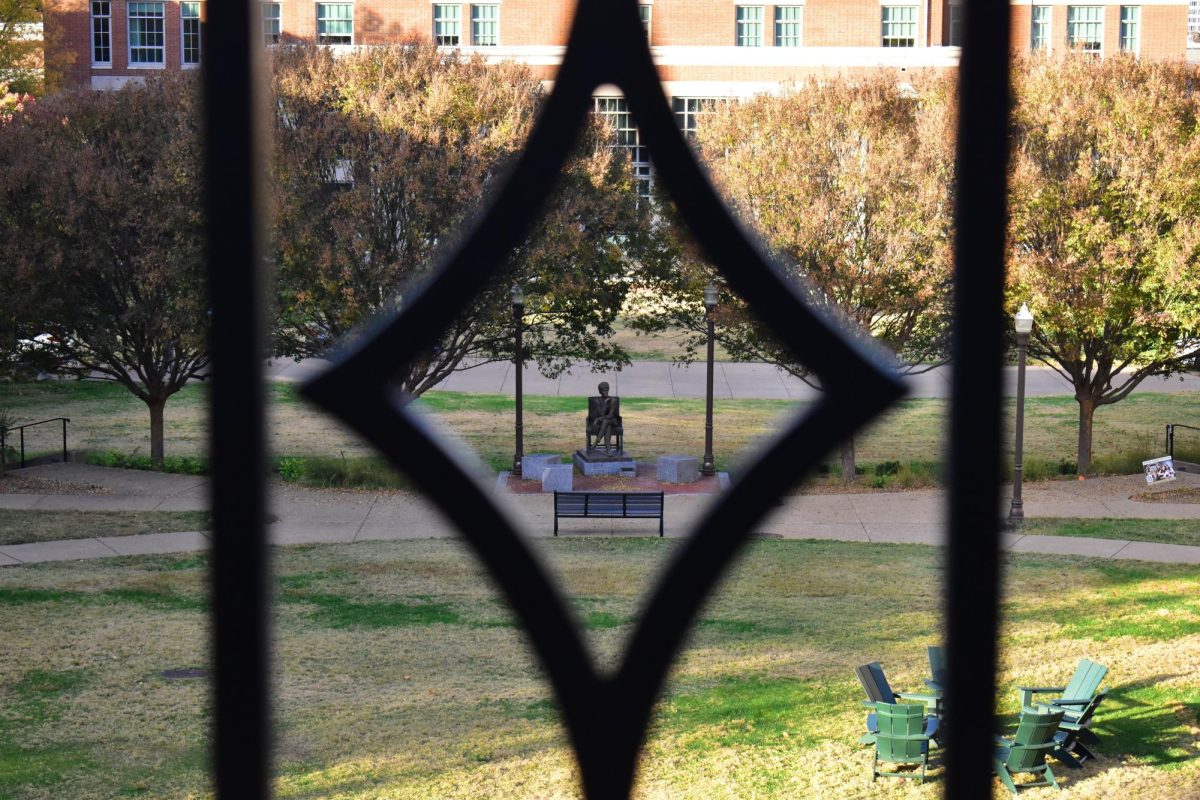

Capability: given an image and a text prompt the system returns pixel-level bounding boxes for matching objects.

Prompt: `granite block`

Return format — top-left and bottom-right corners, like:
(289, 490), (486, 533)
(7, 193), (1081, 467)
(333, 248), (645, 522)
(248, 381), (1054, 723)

(657, 455), (699, 484)
(521, 453), (560, 480)
(542, 464), (573, 492)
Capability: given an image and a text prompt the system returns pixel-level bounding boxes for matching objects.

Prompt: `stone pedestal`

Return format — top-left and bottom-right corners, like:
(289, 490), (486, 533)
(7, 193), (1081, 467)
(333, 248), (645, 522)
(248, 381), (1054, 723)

(521, 453), (560, 480)
(573, 449), (637, 477)
(657, 455), (699, 484)
(541, 464), (573, 492)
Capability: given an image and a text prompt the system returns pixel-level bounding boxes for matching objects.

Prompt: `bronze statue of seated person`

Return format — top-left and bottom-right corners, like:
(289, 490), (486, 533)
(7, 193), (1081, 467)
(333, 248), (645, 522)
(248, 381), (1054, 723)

(585, 382), (623, 454)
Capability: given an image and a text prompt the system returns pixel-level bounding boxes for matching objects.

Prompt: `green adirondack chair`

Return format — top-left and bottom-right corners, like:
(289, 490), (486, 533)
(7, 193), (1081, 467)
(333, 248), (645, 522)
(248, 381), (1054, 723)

(1017, 658), (1107, 714)
(924, 645), (947, 694)
(855, 662), (940, 745)
(872, 702), (934, 783)
(994, 709), (1065, 794)
(1050, 690), (1107, 767)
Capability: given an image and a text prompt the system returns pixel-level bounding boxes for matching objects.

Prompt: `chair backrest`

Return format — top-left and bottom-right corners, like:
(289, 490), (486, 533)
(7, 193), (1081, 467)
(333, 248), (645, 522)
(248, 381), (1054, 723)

(856, 662), (894, 703)
(1063, 659), (1107, 702)
(1004, 709), (1065, 771)
(875, 702), (926, 761)
(928, 645), (947, 687)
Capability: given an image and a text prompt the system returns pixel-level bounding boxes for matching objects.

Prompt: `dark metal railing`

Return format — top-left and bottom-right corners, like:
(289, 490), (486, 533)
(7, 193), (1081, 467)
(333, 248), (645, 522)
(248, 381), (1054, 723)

(203, 0), (1010, 798)
(1166, 423), (1200, 471)
(0, 416), (70, 470)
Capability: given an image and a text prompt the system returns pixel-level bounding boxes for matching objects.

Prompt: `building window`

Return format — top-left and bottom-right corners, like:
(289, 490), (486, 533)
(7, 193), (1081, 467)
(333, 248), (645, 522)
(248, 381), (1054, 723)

(91, 1), (111, 65)
(471, 4), (498, 45)
(593, 96), (652, 197)
(433, 4), (460, 46)
(948, 4), (962, 46)
(881, 5), (917, 47)
(262, 2), (281, 45)
(128, 2), (165, 65)
(736, 6), (763, 46)
(181, 2), (201, 65)
(1031, 5), (1051, 50)
(639, 4), (651, 38)
(1067, 6), (1103, 55)
(775, 6), (802, 47)
(1120, 5), (1140, 52)
(317, 2), (353, 45)
(672, 97), (726, 138)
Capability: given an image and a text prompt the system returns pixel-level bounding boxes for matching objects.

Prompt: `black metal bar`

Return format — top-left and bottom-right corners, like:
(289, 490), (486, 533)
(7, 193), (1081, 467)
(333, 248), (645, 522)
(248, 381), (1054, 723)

(203, 0), (271, 796)
(513, 305), (524, 474)
(1, 426), (5, 471)
(944, 0), (1011, 795)
(702, 307), (716, 477)
(62, 418), (68, 463)
(6, 416), (70, 432)
(20, 427), (24, 469)
(1009, 333), (1028, 519)
(1168, 424), (1173, 457)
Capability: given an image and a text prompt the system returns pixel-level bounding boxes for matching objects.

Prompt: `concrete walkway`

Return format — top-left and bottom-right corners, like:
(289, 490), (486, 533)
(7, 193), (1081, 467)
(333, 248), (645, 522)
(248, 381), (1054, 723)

(2, 464), (1200, 567)
(267, 357), (1200, 400)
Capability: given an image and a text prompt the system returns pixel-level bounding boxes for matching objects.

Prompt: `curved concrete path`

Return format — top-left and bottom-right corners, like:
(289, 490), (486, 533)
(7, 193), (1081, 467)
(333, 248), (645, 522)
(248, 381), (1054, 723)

(2, 463), (1200, 567)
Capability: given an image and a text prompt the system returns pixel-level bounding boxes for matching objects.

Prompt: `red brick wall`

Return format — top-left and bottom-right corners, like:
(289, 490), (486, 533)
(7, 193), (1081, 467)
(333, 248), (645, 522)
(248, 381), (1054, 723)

(46, 0), (1189, 89)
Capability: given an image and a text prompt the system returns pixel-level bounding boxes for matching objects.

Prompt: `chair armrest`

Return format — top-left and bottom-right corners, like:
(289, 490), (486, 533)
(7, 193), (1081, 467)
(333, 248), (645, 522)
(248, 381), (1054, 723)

(861, 700), (877, 708)
(896, 692), (940, 704)
(1050, 697), (1092, 707)
(1017, 685), (1066, 706)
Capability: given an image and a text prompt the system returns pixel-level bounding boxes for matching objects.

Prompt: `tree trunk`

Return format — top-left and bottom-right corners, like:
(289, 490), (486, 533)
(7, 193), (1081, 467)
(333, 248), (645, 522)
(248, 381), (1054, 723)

(840, 436), (857, 484)
(1076, 395), (1095, 476)
(148, 397), (166, 465)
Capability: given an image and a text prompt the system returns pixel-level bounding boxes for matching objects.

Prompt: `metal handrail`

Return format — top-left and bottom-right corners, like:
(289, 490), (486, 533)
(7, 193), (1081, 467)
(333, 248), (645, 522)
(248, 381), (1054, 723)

(1166, 424), (1200, 460)
(0, 417), (70, 470)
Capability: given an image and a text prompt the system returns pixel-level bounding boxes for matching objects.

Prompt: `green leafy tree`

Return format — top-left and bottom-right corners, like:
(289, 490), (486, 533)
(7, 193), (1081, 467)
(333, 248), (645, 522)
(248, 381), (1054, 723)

(0, 75), (207, 463)
(1008, 55), (1200, 474)
(635, 72), (956, 479)
(269, 44), (651, 395)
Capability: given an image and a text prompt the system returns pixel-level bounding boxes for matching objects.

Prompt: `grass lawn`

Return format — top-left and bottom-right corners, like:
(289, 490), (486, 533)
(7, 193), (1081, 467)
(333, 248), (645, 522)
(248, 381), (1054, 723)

(1, 381), (1198, 480)
(1018, 518), (1200, 547)
(0, 510), (211, 546)
(0, 538), (1198, 799)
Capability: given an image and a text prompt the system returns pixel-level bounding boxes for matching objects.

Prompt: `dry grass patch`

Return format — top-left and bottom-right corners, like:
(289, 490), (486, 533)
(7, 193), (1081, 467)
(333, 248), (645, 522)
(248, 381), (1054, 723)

(1, 541), (1198, 798)
(0, 510), (211, 546)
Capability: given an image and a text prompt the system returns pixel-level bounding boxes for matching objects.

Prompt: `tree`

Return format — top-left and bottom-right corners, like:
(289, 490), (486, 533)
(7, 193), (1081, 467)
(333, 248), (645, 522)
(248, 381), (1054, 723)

(0, 74), (208, 462)
(0, 0), (42, 94)
(634, 72), (956, 479)
(1008, 55), (1200, 474)
(269, 44), (652, 395)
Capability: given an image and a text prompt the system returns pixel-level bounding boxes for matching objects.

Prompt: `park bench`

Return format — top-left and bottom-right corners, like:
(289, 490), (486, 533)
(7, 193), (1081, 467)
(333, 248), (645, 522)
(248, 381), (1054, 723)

(553, 491), (664, 537)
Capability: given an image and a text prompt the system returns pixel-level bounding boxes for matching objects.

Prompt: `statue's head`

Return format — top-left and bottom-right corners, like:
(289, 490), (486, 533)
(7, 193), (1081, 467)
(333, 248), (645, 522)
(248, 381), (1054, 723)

(598, 381), (610, 395)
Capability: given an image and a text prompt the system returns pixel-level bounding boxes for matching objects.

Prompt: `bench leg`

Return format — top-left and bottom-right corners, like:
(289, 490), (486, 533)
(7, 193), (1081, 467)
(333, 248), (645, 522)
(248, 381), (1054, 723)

(659, 513), (664, 537)
(554, 514), (558, 537)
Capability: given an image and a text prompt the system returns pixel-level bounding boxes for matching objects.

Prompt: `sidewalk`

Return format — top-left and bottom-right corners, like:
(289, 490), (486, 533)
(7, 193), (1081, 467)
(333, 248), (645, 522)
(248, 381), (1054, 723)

(2, 464), (1200, 567)
(266, 358), (1200, 400)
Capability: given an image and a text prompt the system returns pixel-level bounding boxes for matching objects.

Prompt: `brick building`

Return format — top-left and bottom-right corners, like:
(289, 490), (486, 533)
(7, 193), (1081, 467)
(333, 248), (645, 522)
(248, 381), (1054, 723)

(47, 0), (1187, 91)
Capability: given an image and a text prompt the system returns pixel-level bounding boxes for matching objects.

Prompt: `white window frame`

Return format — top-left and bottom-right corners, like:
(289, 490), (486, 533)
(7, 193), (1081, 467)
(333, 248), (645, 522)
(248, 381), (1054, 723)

(736, 5), (764, 47)
(1031, 5), (1051, 51)
(433, 3), (461, 46)
(672, 96), (728, 138)
(127, 2), (166, 68)
(262, 2), (281, 45)
(593, 96), (653, 198)
(1120, 5), (1140, 53)
(317, 2), (353, 45)
(881, 4), (918, 47)
(1067, 5), (1103, 56)
(181, 1), (201, 67)
(90, 0), (111, 67)
(774, 6), (802, 47)
(471, 3), (498, 45)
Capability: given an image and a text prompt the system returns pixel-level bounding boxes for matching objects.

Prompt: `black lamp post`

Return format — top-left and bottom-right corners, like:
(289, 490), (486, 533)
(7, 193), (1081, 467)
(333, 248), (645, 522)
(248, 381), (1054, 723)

(511, 284), (525, 475)
(1009, 303), (1034, 520)
(702, 281), (718, 477)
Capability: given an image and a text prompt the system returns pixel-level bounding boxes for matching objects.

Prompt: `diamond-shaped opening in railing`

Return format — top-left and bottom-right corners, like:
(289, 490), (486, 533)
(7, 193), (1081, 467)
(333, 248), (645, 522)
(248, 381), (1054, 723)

(296, 1), (908, 798)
